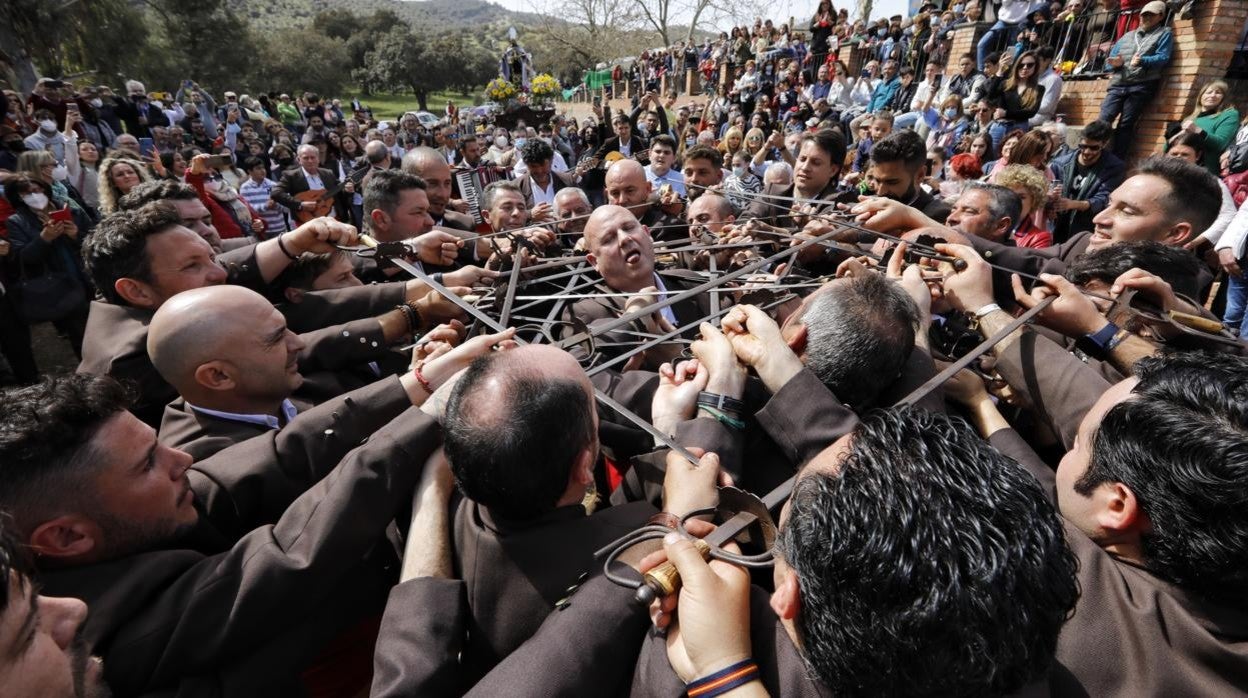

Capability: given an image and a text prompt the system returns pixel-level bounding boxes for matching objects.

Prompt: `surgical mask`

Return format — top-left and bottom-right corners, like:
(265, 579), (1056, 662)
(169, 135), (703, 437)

(21, 193), (49, 210)
(39, 119), (57, 133)
(878, 28), (888, 37)
(204, 179), (221, 192)
(539, 136), (551, 144)
(943, 108), (958, 119)
(686, 138), (697, 147)
(495, 136), (508, 148)
(515, 138), (527, 148)
(559, 127), (568, 136)
(51, 164), (69, 181)
(732, 166), (746, 177)
(90, 98), (104, 108)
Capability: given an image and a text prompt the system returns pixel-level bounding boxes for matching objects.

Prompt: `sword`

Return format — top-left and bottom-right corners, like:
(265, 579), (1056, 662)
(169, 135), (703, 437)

(356, 234), (703, 465)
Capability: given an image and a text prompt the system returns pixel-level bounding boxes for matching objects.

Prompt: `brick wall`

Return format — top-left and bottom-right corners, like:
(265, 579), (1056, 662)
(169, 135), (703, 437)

(1055, 0), (1248, 162)
(944, 24), (986, 75)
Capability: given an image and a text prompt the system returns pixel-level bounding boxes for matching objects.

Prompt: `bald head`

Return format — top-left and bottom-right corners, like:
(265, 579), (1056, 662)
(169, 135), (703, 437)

(444, 344), (598, 520)
(402, 147), (453, 215)
(148, 286), (305, 411)
(605, 159), (651, 216)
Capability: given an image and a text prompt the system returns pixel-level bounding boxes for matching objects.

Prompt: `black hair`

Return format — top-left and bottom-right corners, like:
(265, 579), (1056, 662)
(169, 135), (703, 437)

(870, 129), (926, 172)
(0, 517), (32, 618)
(1078, 353), (1248, 605)
(362, 168), (427, 216)
(776, 407), (1078, 695)
(241, 156), (266, 171)
(81, 203), (183, 305)
(1081, 119), (1113, 143)
(650, 134), (678, 152)
(276, 250), (347, 291)
(684, 144), (724, 170)
(444, 354), (595, 520)
(117, 179), (198, 210)
(519, 137), (554, 165)
(1064, 240), (1202, 299)
(1, 175), (50, 212)
(1133, 155), (1221, 234)
(802, 273), (918, 411)
(0, 375), (132, 537)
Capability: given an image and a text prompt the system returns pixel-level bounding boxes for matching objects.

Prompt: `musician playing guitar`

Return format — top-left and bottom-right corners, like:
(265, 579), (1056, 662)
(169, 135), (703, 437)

(271, 144), (353, 224)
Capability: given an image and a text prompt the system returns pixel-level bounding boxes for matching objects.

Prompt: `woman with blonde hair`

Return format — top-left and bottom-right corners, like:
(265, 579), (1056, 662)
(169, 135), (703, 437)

(97, 153), (153, 214)
(1172, 79), (1240, 175)
(719, 126), (744, 159)
(16, 150), (90, 220)
(996, 163), (1053, 249)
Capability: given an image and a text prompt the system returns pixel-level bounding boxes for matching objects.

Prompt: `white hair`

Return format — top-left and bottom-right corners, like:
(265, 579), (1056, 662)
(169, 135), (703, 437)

(763, 161), (793, 186)
(125, 80), (146, 95)
(553, 187), (591, 216)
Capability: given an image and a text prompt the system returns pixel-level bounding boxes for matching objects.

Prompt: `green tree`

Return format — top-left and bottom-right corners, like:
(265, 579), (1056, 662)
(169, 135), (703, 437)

(311, 8), (362, 41)
(144, 0), (257, 94)
(253, 28), (351, 97)
(356, 28), (454, 111)
(0, 0), (149, 92)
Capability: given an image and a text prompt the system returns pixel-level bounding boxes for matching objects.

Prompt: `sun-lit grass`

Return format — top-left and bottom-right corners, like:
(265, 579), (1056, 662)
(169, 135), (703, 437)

(346, 90), (485, 120)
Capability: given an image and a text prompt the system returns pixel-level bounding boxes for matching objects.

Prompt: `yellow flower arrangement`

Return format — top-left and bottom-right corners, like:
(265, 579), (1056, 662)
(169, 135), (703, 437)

(530, 73), (560, 98)
(485, 76), (518, 101)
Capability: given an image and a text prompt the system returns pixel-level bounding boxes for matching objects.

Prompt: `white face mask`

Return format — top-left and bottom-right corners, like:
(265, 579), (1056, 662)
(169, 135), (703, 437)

(51, 164), (69, 181)
(204, 179), (221, 192)
(21, 193), (49, 210)
(90, 98), (104, 108)
(39, 119), (57, 133)
(495, 136), (508, 148)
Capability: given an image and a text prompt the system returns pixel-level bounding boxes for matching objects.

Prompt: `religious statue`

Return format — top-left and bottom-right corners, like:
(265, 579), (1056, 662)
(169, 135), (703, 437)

(499, 27), (534, 89)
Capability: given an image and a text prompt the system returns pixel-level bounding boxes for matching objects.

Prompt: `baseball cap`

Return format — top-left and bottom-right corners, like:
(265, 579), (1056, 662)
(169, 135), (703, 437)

(1141, 1), (1166, 14)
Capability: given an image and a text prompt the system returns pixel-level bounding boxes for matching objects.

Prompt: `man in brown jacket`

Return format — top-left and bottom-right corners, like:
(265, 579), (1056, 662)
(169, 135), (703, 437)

(941, 245), (1248, 695)
(0, 329), (512, 696)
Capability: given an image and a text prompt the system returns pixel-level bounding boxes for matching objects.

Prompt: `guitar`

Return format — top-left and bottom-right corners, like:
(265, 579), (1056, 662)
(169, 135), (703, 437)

(292, 171), (354, 225)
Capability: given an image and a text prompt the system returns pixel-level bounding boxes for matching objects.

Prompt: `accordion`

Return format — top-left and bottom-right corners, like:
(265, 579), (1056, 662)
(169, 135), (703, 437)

(455, 165), (510, 228)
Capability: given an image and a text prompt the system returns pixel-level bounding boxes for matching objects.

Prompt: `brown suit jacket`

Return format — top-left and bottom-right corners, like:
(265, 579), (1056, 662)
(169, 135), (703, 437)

(38, 400), (440, 696)
(373, 573), (650, 697)
(451, 498), (657, 687)
(271, 166), (348, 220)
(279, 281), (408, 334)
(632, 585), (830, 697)
(612, 352), (943, 508)
(988, 429), (1248, 696)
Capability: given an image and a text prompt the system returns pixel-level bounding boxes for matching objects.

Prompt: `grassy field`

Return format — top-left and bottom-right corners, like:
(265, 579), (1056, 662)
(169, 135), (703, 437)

(347, 90), (484, 120)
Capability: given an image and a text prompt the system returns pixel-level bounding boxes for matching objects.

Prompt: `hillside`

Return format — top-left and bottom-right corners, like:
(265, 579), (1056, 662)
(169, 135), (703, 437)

(228, 0), (549, 33)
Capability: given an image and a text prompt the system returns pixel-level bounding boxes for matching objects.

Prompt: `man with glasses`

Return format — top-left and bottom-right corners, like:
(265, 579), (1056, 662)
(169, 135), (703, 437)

(1100, 0), (1174, 159)
(1050, 120), (1125, 244)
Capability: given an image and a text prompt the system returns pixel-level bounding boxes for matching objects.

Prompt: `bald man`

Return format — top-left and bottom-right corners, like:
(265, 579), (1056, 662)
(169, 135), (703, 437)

(605, 159), (688, 242)
(437, 343), (658, 685)
(401, 147), (475, 231)
(150, 284), (463, 458)
(566, 206), (714, 369)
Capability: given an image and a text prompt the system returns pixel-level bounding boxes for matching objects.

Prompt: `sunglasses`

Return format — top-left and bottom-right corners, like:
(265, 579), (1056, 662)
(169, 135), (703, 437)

(1019, 62), (1037, 68)
(1078, 143), (1103, 152)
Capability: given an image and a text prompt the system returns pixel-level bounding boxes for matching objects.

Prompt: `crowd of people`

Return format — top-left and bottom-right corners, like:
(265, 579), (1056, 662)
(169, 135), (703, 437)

(1, 0), (1247, 696)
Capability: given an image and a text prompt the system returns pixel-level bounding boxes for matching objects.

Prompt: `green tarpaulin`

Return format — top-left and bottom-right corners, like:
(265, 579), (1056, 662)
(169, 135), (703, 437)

(583, 69), (613, 90)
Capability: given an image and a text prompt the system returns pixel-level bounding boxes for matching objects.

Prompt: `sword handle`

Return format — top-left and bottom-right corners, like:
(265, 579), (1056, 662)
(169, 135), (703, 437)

(358, 234), (378, 249)
(634, 537), (711, 605)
